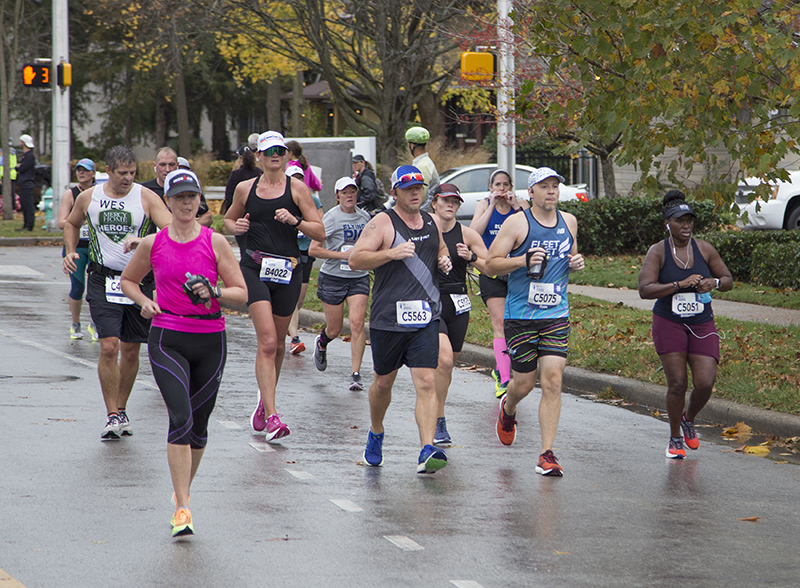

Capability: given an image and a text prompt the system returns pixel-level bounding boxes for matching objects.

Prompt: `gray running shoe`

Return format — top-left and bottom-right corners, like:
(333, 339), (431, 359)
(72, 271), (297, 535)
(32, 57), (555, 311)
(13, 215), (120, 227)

(349, 371), (363, 391)
(118, 411), (133, 436)
(101, 414), (121, 440)
(433, 416), (451, 444)
(313, 335), (327, 371)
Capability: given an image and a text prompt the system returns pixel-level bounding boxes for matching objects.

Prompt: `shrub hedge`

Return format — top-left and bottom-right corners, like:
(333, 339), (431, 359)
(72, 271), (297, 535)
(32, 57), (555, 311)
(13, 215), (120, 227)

(749, 242), (800, 289)
(701, 230), (800, 286)
(559, 197), (724, 256)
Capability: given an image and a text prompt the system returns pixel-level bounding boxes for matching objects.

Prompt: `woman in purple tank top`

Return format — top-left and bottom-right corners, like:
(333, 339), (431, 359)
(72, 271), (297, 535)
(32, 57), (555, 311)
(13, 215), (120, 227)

(121, 169), (246, 537)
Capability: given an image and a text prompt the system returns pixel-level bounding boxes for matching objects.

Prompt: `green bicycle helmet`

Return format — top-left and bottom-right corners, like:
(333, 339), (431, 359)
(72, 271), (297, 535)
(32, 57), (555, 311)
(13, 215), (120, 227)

(404, 126), (430, 145)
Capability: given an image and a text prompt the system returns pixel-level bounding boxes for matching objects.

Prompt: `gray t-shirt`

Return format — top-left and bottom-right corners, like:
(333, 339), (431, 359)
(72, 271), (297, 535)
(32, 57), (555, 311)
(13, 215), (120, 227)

(319, 206), (372, 278)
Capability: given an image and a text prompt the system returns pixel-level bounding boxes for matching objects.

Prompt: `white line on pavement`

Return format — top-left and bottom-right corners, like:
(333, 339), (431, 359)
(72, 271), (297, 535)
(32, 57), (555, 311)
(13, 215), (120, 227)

(383, 535), (424, 551)
(248, 442), (275, 453)
(329, 498), (363, 512)
(450, 581), (485, 588)
(216, 420), (242, 429)
(286, 469), (314, 480)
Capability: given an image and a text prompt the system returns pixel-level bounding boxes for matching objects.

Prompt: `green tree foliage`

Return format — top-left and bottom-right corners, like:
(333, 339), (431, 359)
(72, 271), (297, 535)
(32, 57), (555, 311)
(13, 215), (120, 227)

(512, 0), (800, 201)
(208, 0), (490, 176)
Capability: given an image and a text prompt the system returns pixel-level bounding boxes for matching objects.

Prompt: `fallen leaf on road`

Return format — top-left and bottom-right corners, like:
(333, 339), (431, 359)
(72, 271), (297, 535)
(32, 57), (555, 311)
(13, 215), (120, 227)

(738, 517), (759, 523)
(736, 445), (770, 455)
(555, 551), (572, 555)
(722, 422), (752, 441)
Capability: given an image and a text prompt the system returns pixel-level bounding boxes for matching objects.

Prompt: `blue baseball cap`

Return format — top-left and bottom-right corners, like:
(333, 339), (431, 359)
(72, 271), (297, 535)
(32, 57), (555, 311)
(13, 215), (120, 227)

(74, 158), (96, 172)
(391, 165), (426, 190)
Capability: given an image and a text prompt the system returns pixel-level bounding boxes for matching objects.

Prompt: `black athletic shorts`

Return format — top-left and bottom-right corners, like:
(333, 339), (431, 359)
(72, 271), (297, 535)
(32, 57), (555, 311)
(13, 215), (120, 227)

(298, 250), (315, 284)
(370, 320), (439, 375)
(317, 272), (370, 306)
(438, 293), (470, 353)
(241, 263), (302, 317)
(479, 273), (508, 303)
(85, 271), (152, 343)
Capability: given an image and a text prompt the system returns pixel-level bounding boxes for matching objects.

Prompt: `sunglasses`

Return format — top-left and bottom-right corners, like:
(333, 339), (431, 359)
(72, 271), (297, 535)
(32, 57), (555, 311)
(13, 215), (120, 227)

(397, 172), (424, 184)
(262, 146), (287, 157)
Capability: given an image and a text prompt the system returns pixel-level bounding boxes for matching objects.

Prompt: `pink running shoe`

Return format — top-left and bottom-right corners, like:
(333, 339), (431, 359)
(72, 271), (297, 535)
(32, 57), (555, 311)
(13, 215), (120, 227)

(266, 413), (290, 442)
(251, 395), (267, 432)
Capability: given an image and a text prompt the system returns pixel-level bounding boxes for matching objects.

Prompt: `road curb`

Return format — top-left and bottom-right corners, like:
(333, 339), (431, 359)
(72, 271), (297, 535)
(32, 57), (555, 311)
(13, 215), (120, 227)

(298, 308), (800, 438)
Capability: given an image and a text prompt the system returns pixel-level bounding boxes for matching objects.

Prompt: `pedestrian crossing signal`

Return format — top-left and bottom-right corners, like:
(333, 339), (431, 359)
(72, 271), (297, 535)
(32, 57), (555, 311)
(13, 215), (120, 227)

(22, 63), (51, 88)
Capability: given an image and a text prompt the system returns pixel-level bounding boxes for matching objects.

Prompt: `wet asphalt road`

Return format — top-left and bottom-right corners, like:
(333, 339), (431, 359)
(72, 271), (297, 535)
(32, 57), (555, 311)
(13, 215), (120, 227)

(1, 246), (799, 588)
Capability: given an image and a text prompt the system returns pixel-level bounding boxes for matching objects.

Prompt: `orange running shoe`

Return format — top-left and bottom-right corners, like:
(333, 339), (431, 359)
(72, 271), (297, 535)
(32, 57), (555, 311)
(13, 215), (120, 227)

(681, 412), (699, 450)
(171, 507), (194, 537)
(535, 450), (563, 476)
(290, 336), (305, 355)
(496, 396), (517, 446)
(666, 437), (686, 459)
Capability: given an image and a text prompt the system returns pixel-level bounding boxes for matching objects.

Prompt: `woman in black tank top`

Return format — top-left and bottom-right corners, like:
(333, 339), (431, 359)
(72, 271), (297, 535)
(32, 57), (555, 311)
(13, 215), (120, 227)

(223, 131), (325, 442)
(639, 190), (733, 459)
(430, 184), (489, 445)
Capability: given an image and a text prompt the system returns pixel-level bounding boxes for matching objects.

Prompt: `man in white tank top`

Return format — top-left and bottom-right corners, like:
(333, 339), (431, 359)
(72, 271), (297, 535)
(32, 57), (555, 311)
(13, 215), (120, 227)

(63, 145), (172, 440)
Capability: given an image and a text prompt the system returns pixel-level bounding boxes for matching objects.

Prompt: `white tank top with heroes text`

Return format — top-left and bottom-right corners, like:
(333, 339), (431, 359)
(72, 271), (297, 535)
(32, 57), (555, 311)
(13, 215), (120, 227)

(86, 182), (152, 271)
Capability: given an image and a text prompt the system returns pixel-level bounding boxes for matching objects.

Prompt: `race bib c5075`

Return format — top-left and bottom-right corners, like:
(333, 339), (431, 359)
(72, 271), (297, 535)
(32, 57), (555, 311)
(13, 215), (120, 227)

(527, 282), (561, 309)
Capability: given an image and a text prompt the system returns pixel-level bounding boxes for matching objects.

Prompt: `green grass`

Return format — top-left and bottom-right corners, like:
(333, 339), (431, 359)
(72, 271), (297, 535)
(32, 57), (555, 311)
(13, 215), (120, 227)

(0, 212), (61, 239)
(573, 254), (800, 310)
(302, 268), (800, 415)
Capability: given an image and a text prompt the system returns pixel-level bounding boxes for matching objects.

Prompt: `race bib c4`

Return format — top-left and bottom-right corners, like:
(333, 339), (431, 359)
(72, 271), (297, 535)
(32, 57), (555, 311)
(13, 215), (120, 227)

(450, 293), (471, 315)
(396, 300), (432, 328)
(259, 256), (293, 284)
(672, 292), (704, 317)
(105, 275), (135, 305)
(340, 244), (354, 272)
(527, 283), (561, 308)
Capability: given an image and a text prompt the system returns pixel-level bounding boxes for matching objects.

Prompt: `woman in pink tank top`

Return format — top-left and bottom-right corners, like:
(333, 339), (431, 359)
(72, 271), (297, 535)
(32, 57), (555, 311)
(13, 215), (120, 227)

(121, 169), (246, 538)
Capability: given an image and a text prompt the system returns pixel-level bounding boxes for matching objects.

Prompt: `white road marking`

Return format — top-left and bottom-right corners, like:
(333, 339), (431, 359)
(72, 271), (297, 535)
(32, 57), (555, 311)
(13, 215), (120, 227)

(451, 581), (485, 588)
(216, 420), (242, 429)
(383, 535), (423, 551)
(286, 469), (314, 480)
(0, 265), (44, 277)
(330, 498), (362, 512)
(248, 442), (275, 452)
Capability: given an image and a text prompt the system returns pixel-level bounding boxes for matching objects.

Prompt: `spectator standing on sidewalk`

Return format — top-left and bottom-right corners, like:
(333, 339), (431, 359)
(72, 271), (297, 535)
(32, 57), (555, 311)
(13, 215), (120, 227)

(15, 134), (37, 231)
(638, 190), (733, 459)
(404, 126), (439, 211)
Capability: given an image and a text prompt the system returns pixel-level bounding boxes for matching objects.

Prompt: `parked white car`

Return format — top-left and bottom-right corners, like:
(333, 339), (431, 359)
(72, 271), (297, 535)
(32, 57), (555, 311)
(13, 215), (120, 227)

(736, 170), (800, 230)
(387, 164), (588, 220)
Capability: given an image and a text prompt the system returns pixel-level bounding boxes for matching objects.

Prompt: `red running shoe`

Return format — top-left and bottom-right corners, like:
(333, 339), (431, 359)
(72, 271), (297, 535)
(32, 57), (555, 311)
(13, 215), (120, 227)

(681, 412), (699, 450)
(535, 450), (563, 476)
(666, 437), (686, 459)
(496, 396), (517, 446)
(290, 336), (305, 355)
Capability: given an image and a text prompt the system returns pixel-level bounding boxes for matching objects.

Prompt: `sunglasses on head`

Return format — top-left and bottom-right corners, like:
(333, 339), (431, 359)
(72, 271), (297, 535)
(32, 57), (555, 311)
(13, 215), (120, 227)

(262, 146), (287, 156)
(398, 172), (424, 184)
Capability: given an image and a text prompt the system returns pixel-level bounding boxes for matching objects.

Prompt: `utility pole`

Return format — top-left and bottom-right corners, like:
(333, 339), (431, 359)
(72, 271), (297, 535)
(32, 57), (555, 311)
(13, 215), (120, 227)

(497, 0), (515, 181)
(50, 0), (70, 231)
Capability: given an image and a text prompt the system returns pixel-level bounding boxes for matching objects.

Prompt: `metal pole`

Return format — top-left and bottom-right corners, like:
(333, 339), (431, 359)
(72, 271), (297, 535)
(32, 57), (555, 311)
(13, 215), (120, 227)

(497, 0), (515, 181)
(50, 0), (70, 231)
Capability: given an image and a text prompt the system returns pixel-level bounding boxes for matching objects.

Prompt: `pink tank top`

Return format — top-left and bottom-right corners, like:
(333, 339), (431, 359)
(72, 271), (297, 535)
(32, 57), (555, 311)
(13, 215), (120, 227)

(151, 226), (225, 333)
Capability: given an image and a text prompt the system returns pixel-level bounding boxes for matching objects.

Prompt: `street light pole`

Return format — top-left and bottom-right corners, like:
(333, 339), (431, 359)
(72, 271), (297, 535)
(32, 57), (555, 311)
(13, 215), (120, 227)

(50, 0), (70, 231)
(497, 0), (515, 181)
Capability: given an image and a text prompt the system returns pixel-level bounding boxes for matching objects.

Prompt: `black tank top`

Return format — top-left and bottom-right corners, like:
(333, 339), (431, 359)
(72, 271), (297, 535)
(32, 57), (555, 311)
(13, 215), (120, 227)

(370, 209), (442, 331)
(241, 176), (302, 269)
(439, 223), (468, 295)
(653, 238), (714, 324)
(72, 185), (90, 248)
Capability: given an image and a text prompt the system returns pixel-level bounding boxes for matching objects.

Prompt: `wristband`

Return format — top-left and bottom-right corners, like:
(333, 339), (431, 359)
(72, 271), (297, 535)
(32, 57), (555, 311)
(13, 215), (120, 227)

(714, 278), (720, 290)
(211, 285), (221, 299)
(292, 217), (302, 227)
(673, 281), (678, 292)
(470, 252), (478, 263)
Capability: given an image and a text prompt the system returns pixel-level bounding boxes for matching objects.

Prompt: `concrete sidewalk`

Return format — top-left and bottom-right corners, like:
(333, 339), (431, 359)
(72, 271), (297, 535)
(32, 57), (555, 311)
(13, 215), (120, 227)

(300, 285), (800, 439)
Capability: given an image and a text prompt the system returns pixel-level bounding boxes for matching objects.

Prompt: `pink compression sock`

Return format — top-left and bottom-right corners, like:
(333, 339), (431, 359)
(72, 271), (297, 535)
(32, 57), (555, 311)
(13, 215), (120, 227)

(493, 338), (511, 383)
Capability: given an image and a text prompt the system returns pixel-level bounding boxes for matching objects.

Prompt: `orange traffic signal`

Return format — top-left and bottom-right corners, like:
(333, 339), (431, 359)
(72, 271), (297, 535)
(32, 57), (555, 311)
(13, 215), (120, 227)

(22, 63), (51, 88)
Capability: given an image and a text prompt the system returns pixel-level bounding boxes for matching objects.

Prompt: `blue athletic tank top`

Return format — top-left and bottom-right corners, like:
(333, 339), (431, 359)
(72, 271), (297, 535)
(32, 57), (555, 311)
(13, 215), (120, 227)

(505, 209), (573, 320)
(481, 204), (517, 249)
(241, 177), (302, 269)
(370, 209), (442, 331)
(653, 238), (714, 324)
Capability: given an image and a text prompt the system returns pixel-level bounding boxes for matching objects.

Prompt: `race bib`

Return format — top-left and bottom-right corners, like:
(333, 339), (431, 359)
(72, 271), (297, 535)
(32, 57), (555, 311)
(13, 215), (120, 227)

(450, 293), (471, 315)
(79, 225), (90, 240)
(396, 300), (432, 328)
(259, 256), (293, 284)
(672, 292), (704, 317)
(105, 275), (134, 305)
(340, 244), (354, 272)
(527, 283), (562, 308)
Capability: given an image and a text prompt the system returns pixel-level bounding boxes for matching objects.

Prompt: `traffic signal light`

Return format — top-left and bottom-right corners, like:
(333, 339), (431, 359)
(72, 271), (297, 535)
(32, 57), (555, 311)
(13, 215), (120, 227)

(22, 63), (51, 88)
(461, 52), (495, 83)
(57, 62), (72, 87)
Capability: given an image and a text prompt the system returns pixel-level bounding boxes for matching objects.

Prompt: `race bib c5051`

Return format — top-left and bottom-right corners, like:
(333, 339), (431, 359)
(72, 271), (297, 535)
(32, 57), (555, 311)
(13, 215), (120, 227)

(672, 292), (704, 317)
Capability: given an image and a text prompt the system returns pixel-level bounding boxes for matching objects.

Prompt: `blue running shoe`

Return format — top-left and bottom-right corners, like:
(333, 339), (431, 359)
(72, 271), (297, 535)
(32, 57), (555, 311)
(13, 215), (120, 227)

(363, 430), (384, 466)
(433, 416), (451, 444)
(417, 444), (447, 474)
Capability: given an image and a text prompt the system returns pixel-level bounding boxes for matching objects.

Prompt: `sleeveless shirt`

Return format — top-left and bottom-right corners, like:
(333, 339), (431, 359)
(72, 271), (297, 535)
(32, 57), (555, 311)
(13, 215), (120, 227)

(481, 204), (518, 249)
(370, 209), (442, 331)
(240, 177), (302, 270)
(653, 238), (714, 324)
(506, 209), (574, 320)
(151, 226), (224, 333)
(85, 183), (151, 271)
(439, 223), (469, 295)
